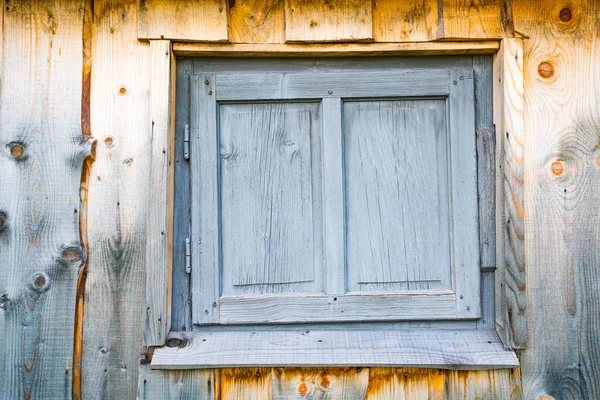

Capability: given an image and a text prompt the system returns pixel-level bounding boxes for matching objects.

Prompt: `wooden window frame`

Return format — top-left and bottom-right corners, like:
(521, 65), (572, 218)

(144, 39), (524, 368)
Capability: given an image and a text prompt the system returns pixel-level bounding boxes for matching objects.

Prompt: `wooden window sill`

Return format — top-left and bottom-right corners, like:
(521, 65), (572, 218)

(150, 329), (519, 370)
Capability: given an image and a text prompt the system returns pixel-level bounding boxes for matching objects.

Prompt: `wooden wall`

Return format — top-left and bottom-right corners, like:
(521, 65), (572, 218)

(0, 0), (598, 399)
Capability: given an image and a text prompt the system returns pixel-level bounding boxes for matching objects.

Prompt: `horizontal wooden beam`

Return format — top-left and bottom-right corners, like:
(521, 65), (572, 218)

(173, 41), (500, 57)
(151, 329), (519, 370)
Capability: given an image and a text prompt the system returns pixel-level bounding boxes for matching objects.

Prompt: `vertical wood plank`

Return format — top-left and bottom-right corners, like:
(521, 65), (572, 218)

(322, 98), (345, 295)
(190, 74), (219, 325)
(230, 0), (285, 43)
(446, 369), (522, 399)
(516, 1), (600, 398)
(493, 38), (526, 349)
(137, 0), (230, 41)
(439, 0), (507, 39)
(448, 69), (480, 318)
(284, 0), (373, 42)
(82, 1), (152, 398)
(138, 364), (214, 399)
(171, 59), (193, 332)
(372, 0), (429, 42)
(145, 39), (175, 346)
(0, 1), (87, 398)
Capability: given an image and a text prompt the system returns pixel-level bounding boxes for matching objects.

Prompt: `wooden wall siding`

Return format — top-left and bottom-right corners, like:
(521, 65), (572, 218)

(372, 0), (429, 42)
(137, 0), (229, 42)
(81, 0), (151, 398)
(137, 364), (214, 399)
(493, 39), (527, 350)
(518, 0), (600, 398)
(215, 367), (522, 399)
(437, 0), (511, 39)
(0, 0), (88, 398)
(1, 0), (600, 399)
(229, 0), (285, 43)
(144, 39), (175, 346)
(284, 0), (373, 42)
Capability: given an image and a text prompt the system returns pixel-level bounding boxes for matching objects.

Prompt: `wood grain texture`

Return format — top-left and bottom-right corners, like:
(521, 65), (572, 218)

(229, 0), (285, 43)
(372, 0), (429, 42)
(81, 1), (151, 398)
(493, 39), (526, 350)
(145, 40), (175, 346)
(152, 330), (518, 369)
(473, 55), (496, 273)
(516, 1), (600, 398)
(174, 41), (500, 56)
(284, 0), (373, 42)
(0, 1), (87, 398)
(138, 364), (214, 399)
(137, 0), (229, 41)
(190, 74), (220, 325)
(344, 100), (451, 292)
(219, 292), (460, 323)
(439, 0), (507, 39)
(215, 69), (450, 101)
(219, 103), (323, 295)
(214, 367), (522, 399)
(171, 59), (193, 333)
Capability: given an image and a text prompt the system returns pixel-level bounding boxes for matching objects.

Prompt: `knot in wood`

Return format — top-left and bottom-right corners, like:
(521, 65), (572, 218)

(297, 382), (309, 396)
(29, 272), (50, 294)
(538, 62), (555, 79)
(166, 337), (185, 348)
(559, 7), (572, 22)
(61, 246), (84, 264)
(551, 160), (565, 176)
(8, 142), (25, 160)
(0, 211), (6, 230)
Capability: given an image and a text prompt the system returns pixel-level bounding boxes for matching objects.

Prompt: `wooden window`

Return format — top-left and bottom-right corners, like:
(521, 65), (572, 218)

(179, 58), (480, 326)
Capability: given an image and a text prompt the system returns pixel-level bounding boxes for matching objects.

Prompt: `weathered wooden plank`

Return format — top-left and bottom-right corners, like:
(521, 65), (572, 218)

(448, 68), (480, 318)
(215, 69), (450, 101)
(285, 0), (373, 42)
(81, 1), (151, 398)
(137, 0), (229, 41)
(0, 1), (87, 398)
(174, 41), (500, 57)
(322, 98), (345, 296)
(218, 103), (323, 296)
(171, 59), (193, 333)
(138, 364), (214, 399)
(144, 40), (175, 346)
(190, 74), (219, 325)
(152, 330), (518, 369)
(473, 55), (496, 273)
(446, 368), (523, 399)
(493, 38), (526, 350)
(372, 0), (429, 42)
(516, 1), (600, 398)
(437, 0), (509, 40)
(219, 292), (459, 323)
(215, 367), (521, 399)
(344, 99), (451, 292)
(230, 0), (285, 43)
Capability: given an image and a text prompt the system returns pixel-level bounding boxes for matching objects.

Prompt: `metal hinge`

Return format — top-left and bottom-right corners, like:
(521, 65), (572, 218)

(183, 124), (190, 160)
(185, 238), (191, 274)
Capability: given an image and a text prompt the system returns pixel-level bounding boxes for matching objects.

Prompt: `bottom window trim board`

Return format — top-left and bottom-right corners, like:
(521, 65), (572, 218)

(150, 329), (519, 370)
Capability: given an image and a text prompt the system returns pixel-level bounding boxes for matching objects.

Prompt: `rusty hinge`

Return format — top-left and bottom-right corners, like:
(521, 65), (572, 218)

(184, 124), (190, 160)
(185, 238), (191, 274)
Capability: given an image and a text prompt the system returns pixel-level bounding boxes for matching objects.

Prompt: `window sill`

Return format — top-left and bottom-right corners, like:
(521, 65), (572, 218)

(150, 329), (519, 370)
